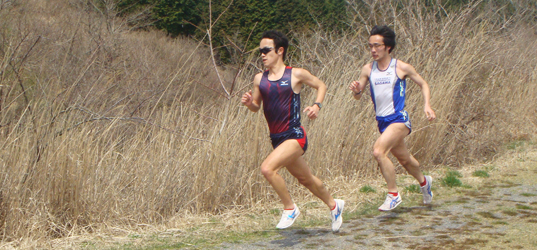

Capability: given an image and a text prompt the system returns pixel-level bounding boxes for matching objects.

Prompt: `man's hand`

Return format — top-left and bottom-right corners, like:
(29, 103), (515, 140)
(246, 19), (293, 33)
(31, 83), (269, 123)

(303, 105), (320, 119)
(349, 80), (363, 95)
(424, 106), (436, 121)
(241, 90), (253, 106)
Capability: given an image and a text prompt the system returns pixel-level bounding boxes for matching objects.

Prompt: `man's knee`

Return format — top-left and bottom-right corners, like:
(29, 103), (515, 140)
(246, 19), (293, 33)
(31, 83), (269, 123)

(296, 175), (315, 187)
(260, 164), (277, 179)
(372, 147), (388, 161)
(397, 157), (411, 166)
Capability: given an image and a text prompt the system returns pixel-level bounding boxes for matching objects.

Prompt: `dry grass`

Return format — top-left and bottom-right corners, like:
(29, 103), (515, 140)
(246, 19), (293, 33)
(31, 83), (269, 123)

(0, 0), (536, 248)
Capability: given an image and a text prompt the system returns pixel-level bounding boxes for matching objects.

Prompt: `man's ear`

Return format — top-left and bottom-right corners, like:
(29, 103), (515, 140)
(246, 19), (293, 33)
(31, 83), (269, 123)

(277, 46), (285, 55)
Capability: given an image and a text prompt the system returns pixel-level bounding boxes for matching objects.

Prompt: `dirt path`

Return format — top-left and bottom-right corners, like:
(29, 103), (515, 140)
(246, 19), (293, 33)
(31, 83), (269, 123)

(217, 156), (537, 249)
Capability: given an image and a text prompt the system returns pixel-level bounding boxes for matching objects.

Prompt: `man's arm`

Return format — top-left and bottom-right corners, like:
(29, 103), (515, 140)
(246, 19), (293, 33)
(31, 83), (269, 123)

(241, 73), (263, 112)
(399, 61), (436, 121)
(349, 64), (371, 100)
(293, 68), (326, 119)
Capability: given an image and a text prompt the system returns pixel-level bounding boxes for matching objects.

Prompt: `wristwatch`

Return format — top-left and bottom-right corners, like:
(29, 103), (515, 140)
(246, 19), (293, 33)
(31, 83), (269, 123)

(313, 102), (322, 109)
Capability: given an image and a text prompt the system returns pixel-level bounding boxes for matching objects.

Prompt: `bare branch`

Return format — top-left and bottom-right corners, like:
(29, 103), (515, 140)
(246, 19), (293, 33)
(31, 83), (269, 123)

(224, 34), (244, 53)
(243, 22), (258, 52)
(211, 0), (234, 28)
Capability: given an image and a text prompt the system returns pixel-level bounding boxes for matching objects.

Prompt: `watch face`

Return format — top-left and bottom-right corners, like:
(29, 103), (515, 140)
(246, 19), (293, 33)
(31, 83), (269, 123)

(315, 103), (322, 108)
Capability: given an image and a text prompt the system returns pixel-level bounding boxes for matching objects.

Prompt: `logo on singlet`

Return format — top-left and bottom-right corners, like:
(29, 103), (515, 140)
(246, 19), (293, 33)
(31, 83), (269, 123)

(280, 80), (289, 86)
(374, 77), (391, 85)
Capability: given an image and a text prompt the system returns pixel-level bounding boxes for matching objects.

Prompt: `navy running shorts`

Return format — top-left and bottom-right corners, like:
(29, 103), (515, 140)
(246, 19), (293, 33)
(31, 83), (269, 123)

(270, 126), (308, 152)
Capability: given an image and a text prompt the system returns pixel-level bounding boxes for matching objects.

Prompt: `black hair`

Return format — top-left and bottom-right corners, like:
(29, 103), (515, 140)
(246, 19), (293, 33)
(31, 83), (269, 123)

(370, 25), (396, 53)
(262, 30), (289, 60)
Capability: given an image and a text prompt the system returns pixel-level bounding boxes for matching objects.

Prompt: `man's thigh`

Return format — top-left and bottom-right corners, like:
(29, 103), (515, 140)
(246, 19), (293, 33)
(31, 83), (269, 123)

(262, 139), (304, 171)
(374, 123), (410, 154)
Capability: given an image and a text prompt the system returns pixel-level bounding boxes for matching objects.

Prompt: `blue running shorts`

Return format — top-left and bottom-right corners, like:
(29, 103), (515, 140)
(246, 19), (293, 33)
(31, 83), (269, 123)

(376, 111), (411, 134)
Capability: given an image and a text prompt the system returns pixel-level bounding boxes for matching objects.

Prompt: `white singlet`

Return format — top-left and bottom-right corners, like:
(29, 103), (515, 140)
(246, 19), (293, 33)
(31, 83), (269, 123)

(369, 58), (406, 117)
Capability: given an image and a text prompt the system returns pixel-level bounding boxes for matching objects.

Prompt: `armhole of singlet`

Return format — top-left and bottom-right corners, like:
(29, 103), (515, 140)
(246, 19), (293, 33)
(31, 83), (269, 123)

(289, 67), (301, 95)
(394, 59), (403, 80)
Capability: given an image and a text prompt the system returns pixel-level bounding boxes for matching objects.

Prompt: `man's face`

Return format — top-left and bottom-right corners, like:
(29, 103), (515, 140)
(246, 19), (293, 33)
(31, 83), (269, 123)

(368, 35), (389, 61)
(259, 38), (281, 67)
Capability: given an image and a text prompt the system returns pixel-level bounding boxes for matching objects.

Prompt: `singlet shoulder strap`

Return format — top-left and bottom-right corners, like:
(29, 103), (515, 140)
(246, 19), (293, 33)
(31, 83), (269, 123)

(261, 70), (270, 80)
(392, 59), (403, 79)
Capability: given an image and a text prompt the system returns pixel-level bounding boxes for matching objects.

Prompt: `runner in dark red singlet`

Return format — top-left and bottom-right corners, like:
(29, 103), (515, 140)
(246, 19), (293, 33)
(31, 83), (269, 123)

(259, 66), (307, 150)
(241, 30), (344, 232)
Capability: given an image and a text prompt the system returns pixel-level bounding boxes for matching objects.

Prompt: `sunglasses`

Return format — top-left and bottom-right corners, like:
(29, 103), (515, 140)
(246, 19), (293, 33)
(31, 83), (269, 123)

(259, 47), (274, 55)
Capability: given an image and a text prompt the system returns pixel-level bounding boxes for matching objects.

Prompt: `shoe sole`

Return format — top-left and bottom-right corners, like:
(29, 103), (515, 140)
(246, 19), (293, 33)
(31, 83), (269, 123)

(378, 199), (402, 211)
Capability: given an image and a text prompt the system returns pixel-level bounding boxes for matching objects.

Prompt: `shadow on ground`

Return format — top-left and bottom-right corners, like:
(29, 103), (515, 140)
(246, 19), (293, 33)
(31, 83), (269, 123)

(218, 164), (537, 250)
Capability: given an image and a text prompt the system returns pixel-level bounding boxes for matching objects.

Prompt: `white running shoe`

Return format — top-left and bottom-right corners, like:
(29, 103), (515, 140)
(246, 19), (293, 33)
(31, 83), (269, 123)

(330, 199), (345, 232)
(420, 175), (433, 204)
(276, 204), (300, 229)
(378, 193), (402, 211)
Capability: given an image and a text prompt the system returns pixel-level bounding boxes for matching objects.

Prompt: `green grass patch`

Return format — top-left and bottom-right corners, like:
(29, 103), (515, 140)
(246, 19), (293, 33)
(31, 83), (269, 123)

(441, 170), (463, 187)
(347, 201), (381, 218)
(404, 184), (421, 194)
(476, 211), (500, 219)
(442, 175), (462, 188)
(472, 170), (489, 178)
(411, 230), (426, 236)
(447, 170), (463, 178)
(354, 234), (369, 240)
(128, 234), (141, 239)
(516, 204), (533, 210)
(359, 185), (376, 193)
(296, 216), (328, 228)
(521, 193), (537, 197)
(507, 139), (526, 150)
(501, 207), (519, 216)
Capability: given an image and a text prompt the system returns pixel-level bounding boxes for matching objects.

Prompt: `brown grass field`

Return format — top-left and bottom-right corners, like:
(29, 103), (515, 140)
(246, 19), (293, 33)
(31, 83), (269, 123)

(0, 0), (536, 248)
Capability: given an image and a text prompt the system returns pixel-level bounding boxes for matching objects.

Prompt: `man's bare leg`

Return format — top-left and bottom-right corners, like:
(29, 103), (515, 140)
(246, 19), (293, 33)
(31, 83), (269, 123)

(390, 138), (425, 184)
(260, 139), (304, 209)
(286, 153), (336, 209)
(372, 123), (410, 192)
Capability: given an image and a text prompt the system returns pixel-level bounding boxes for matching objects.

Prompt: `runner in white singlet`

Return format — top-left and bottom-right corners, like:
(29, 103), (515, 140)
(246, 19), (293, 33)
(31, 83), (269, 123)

(369, 58), (411, 133)
(349, 25), (436, 211)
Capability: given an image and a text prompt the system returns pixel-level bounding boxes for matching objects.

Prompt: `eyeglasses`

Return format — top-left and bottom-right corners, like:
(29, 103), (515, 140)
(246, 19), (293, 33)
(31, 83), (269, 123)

(259, 47), (274, 55)
(368, 43), (385, 49)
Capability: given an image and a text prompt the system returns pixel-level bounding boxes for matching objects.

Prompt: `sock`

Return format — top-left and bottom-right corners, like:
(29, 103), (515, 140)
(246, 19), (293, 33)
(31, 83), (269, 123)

(331, 203), (337, 210)
(284, 205), (295, 210)
(389, 192), (398, 197)
(420, 177), (427, 187)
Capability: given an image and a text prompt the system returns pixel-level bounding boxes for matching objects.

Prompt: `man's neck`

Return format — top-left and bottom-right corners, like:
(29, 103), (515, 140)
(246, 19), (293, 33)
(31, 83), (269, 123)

(267, 60), (286, 77)
(376, 56), (392, 70)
